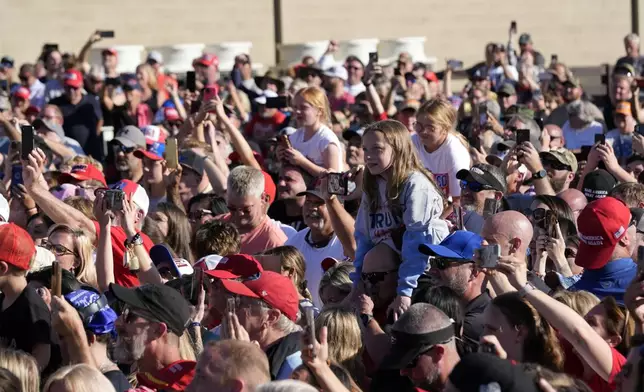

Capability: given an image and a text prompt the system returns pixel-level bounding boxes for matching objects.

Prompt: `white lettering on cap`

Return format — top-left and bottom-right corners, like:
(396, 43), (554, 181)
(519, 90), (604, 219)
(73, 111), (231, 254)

(579, 233), (604, 246)
(471, 167), (485, 176)
(614, 226), (625, 239)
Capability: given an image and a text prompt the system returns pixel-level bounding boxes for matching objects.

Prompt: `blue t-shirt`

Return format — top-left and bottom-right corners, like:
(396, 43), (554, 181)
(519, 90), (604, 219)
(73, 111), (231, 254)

(570, 257), (638, 305)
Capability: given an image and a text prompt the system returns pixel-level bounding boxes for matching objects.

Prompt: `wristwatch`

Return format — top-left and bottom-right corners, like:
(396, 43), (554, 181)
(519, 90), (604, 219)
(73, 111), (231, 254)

(533, 169), (548, 180)
(360, 313), (374, 327)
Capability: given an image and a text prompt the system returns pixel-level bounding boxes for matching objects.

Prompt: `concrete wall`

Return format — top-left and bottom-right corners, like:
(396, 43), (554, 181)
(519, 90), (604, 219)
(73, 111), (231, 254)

(0, 0), (634, 71)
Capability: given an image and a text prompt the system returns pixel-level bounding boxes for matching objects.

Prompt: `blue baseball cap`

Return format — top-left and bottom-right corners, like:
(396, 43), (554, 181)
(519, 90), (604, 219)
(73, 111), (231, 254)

(65, 289), (118, 336)
(419, 230), (483, 260)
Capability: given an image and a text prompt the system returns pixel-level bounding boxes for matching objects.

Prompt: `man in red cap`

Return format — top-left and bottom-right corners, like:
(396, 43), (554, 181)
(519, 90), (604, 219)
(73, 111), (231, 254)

(50, 69), (104, 159)
(10, 86), (30, 119)
(193, 53), (219, 86)
(101, 48), (119, 79)
(219, 270), (302, 380)
(58, 163), (107, 192)
(0, 223), (61, 374)
(571, 197), (638, 304)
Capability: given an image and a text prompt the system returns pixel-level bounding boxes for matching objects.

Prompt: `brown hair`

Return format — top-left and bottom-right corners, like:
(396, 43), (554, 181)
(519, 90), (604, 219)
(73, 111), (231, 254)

(600, 296), (635, 356)
(59, 155), (104, 173)
(362, 119), (443, 214)
(203, 340), (270, 389)
(191, 219), (241, 259)
(155, 202), (194, 262)
(259, 246), (313, 301)
(609, 182), (644, 208)
(492, 292), (565, 372)
(553, 290), (599, 317)
(63, 197), (96, 221)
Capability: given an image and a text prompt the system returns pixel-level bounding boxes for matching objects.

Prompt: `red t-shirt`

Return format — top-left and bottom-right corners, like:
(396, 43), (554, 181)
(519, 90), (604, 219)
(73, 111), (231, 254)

(245, 112), (287, 141)
(93, 222), (155, 287)
(137, 360), (196, 391)
(562, 339), (625, 392)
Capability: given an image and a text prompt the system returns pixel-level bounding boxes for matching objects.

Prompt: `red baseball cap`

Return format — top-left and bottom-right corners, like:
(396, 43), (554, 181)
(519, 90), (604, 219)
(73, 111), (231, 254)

(63, 70), (84, 88)
(263, 171), (276, 205)
(220, 271), (299, 321)
(102, 48), (118, 57)
(0, 223), (36, 270)
(576, 197), (631, 270)
(202, 254), (263, 280)
(12, 86), (30, 100)
(164, 107), (180, 122)
(194, 53), (219, 68)
(25, 105), (40, 116)
(228, 150), (266, 170)
(59, 164), (107, 187)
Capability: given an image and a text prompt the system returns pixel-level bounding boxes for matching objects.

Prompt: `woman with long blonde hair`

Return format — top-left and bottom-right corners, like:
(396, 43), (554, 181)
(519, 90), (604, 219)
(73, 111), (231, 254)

(44, 364), (116, 392)
(0, 348), (40, 392)
(278, 86), (343, 176)
(45, 224), (98, 289)
(354, 119), (448, 319)
(412, 98), (471, 204)
(136, 63), (164, 112)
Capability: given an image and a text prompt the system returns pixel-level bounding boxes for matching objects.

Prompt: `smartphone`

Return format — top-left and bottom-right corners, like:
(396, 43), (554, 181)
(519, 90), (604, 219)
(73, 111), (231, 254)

(327, 172), (349, 196)
(479, 111), (488, 127)
(369, 52), (379, 64)
(454, 205), (464, 230)
(551, 54), (558, 64)
(483, 198), (497, 219)
(202, 84), (219, 102)
(304, 307), (316, 347)
(265, 96), (289, 109)
(576, 145), (592, 162)
(477, 244), (501, 268)
(98, 30), (115, 38)
(104, 189), (125, 211)
(51, 261), (62, 297)
(165, 138), (178, 169)
(226, 297), (236, 315)
(447, 59), (464, 70)
(636, 125), (644, 137)
(43, 43), (59, 52)
(542, 210), (559, 238)
(510, 21), (517, 34)
(186, 71), (196, 93)
(278, 134), (292, 150)
(595, 133), (606, 145)
(105, 77), (121, 87)
(516, 129), (530, 145)
(20, 125), (34, 160)
(190, 269), (204, 304)
(11, 165), (23, 187)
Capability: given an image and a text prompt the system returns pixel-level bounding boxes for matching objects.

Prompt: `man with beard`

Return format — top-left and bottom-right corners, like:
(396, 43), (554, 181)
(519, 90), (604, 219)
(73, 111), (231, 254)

(285, 186), (347, 306)
(537, 148), (577, 193)
(420, 230), (490, 345)
(108, 125), (146, 184)
(110, 283), (196, 391)
(456, 164), (506, 233)
(378, 303), (460, 391)
(222, 165), (286, 254)
(545, 77), (603, 128)
(268, 165), (312, 232)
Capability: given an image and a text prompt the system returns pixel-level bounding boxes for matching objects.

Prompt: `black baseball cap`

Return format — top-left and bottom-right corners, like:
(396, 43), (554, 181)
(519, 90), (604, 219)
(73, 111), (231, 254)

(456, 164), (505, 192)
(179, 150), (205, 177)
(109, 283), (192, 335)
(631, 208), (644, 233)
(582, 169), (617, 202)
(449, 353), (539, 392)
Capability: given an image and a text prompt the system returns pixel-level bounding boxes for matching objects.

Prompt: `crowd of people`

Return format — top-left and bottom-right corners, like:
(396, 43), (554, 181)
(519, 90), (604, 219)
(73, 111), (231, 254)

(1, 25), (644, 392)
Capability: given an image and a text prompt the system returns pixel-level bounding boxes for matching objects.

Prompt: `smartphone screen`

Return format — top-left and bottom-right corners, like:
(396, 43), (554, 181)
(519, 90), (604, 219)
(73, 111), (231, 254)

(595, 134), (606, 145)
(165, 138), (178, 169)
(516, 129), (530, 144)
(477, 245), (500, 268)
(99, 30), (115, 38)
(186, 71), (196, 93)
(20, 125), (34, 160)
(265, 96), (289, 109)
(327, 172), (349, 196)
(369, 52), (379, 64)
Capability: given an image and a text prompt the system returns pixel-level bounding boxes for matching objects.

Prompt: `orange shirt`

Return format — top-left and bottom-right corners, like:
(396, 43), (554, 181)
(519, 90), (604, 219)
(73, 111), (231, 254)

(219, 214), (287, 254)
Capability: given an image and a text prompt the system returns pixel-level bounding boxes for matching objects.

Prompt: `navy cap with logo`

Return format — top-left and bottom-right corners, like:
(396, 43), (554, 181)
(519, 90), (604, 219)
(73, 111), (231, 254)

(109, 283), (192, 335)
(456, 164), (505, 192)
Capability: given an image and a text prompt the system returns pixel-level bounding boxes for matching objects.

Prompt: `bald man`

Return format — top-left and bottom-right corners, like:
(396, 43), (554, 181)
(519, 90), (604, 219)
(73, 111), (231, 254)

(379, 303), (460, 391)
(558, 188), (588, 223)
(189, 340), (270, 392)
(481, 211), (550, 293)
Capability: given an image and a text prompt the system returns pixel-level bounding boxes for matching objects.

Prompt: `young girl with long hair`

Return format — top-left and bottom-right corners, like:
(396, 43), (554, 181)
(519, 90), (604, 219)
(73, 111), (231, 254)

(278, 86), (343, 176)
(353, 119), (449, 318)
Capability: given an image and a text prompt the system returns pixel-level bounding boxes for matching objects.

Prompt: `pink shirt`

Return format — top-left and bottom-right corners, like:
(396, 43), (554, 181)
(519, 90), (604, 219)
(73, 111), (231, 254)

(219, 214), (287, 254)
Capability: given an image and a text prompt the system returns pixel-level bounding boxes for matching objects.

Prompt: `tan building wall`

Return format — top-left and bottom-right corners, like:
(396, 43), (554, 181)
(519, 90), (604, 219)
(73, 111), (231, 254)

(0, 0), (634, 71)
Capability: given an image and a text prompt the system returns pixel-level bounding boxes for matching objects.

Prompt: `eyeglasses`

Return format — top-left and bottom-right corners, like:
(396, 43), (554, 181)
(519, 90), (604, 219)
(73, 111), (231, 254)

(112, 143), (136, 154)
(42, 240), (78, 257)
(543, 160), (572, 171)
(532, 207), (547, 221)
(460, 180), (494, 193)
(189, 209), (213, 222)
(430, 257), (471, 270)
(361, 269), (396, 285)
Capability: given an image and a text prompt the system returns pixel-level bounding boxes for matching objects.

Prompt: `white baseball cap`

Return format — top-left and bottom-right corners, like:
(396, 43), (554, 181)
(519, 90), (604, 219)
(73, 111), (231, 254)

(324, 65), (348, 81)
(0, 194), (9, 222)
(254, 90), (279, 105)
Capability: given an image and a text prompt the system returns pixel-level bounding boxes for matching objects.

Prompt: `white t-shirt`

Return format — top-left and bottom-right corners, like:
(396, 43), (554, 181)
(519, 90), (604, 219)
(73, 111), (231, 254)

(285, 228), (346, 307)
(290, 125), (343, 171)
(562, 121), (604, 151)
(411, 133), (471, 197)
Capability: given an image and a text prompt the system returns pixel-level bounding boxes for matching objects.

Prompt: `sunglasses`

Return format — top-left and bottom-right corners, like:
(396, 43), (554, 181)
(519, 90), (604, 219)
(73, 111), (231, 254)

(112, 143), (137, 154)
(189, 209), (213, 222)
(42, 240), (78, 257)
(361, 269), (396, 285)
(406, 346), (434, 369)
(543, 160), (572, 171)
(430, 257), (471, 270)
(532, 207), (547, 221)
(460, 180), (494, 193)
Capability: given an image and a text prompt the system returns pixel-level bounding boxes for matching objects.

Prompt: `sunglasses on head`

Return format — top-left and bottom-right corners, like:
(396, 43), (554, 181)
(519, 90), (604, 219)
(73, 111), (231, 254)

(361, 269), (396, 285)
(430, 257), (471, 270)
(189, 209), (213, 221)
(460, 180), (494, 193)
